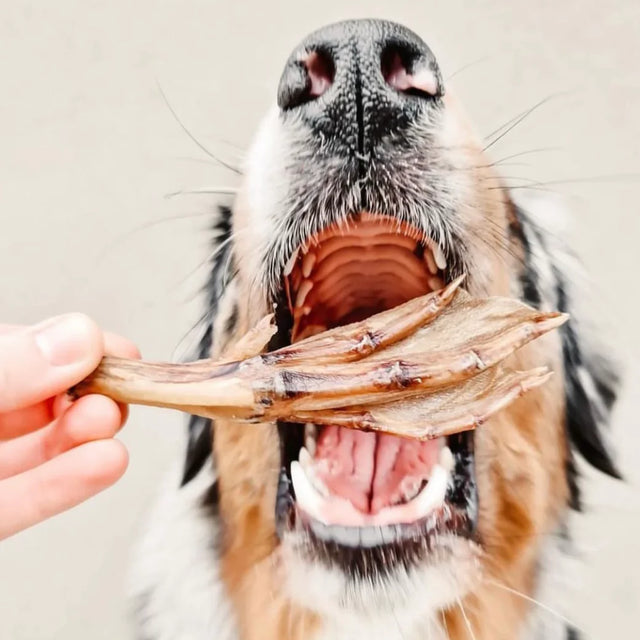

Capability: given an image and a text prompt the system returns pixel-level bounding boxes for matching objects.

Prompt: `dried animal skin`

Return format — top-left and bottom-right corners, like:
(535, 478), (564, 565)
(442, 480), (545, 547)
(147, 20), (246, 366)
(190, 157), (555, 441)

(285, 367), (553, 440)
(71, 282), (567, 440)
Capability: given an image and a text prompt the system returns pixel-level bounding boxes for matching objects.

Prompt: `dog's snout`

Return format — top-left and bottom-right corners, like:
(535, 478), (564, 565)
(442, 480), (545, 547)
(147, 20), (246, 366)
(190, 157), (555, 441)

(277, 19), (442, 152)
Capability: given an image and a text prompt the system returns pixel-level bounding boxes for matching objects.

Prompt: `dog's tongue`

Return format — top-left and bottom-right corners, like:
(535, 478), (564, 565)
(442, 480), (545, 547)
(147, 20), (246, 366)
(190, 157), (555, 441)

(314, 425), (440, 514)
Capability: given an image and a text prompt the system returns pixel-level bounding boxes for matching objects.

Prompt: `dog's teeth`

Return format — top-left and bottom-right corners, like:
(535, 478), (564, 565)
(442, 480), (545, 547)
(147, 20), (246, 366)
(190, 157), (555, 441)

(306, 439), (316, 458)
(291, 461), (324, 520)
(295, 279), (313, 308)
(358, 526), (385, 548)
(304, 423), (317, 456)
(302, 252), (317, 278)
(283, 249), (299, 276)
(304, 438), (316, 458)
(412, 464), (448, 517)
(307, 522), (401, 548)
(330, 525), (361, 547)
(428, 276), (445, 291)
(433, 244), (447, 270)
(379, 525), (398, 545)
(439, 446), (454, 472)
(297, 445), (328, 496)
(399, 477), (423, 502)
(299, 446), (313, 469)
(307, 519), (331, 542)
(424, 248), (439, 275)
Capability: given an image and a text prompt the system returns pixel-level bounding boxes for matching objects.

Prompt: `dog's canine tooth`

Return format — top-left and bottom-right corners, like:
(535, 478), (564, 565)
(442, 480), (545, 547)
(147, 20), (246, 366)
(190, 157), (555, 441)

(297, 448), (329, 496)
(439, 446), (454, 472)
(373, 464), (449, 524)
(291, 461), (324, 521)
(298, 446), (313, 468)
(412, 464), (449, 516)
(399, 477), (424, 503)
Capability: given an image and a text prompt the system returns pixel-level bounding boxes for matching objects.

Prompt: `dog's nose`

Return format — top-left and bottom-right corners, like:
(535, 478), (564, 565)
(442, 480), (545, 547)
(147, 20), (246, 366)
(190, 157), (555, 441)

(277, 20), (442, 153)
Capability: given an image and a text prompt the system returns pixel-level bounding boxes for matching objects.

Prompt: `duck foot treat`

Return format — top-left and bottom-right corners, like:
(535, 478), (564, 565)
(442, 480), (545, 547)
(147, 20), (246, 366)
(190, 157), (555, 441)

(71, 278), (567, 441)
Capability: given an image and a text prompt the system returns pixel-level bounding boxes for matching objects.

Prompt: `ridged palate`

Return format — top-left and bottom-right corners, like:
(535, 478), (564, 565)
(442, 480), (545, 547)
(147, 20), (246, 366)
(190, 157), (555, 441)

(286, 214), (444, 341)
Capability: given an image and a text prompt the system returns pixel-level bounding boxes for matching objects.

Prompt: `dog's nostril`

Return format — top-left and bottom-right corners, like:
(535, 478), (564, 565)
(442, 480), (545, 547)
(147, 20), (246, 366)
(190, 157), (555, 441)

(278, 49), (335, 111)
(381, 46), (438, 99)
(305, 51), (335, 99)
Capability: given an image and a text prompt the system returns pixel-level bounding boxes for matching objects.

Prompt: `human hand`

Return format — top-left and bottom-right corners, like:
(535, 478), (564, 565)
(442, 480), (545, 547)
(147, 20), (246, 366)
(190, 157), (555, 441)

(0, 314), (139, 540)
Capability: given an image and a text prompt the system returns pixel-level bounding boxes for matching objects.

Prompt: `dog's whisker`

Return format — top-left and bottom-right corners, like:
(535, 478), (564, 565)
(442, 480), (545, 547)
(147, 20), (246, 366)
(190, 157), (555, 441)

(483, 91), (575, 149)
(440, 609), (450, 639)
(96, 212), (223, 265)
(457, 598), (478, 640)
(485, 578), (579, 630)
(165, 186), (239, 199)
(445, 55), (494, 81)
(156, 81), (243, 175)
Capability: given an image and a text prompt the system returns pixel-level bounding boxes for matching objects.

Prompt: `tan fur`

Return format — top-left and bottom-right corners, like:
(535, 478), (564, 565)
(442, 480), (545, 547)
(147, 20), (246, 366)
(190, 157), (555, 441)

(213, 314), (321, 640)
(213, 94), (570, 640)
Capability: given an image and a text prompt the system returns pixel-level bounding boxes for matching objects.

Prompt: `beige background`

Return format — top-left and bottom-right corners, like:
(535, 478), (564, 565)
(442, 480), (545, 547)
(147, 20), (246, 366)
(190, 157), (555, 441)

(0, 1), (638, 638)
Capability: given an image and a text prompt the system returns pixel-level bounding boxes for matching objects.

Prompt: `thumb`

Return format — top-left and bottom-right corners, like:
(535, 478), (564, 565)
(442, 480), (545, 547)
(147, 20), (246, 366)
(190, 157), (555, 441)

(0, 314), (104, 413)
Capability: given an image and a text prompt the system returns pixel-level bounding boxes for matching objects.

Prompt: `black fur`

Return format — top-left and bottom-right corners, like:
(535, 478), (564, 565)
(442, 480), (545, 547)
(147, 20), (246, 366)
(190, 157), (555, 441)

(513, 204), (620, 512)
(566, 625), (580, 640)
(508, 216), (543, 308)
(554, 270), (622, 481)
(181, 205), (234, 486)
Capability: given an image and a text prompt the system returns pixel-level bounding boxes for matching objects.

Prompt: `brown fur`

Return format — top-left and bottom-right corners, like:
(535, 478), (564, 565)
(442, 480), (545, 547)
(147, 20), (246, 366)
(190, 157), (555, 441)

(213, 93), (570, 640)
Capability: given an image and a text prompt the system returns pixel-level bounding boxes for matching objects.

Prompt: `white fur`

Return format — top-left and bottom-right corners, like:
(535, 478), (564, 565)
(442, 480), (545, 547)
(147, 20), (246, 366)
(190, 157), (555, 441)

(282, 532), (480, 640)
(128, 458), (238, 640)
(242, 105), (292, 291)
(520, 525), (581, 640)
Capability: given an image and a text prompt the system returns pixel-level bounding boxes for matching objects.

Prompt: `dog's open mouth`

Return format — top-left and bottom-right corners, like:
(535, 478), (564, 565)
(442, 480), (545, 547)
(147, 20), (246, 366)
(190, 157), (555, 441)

(273, 213), (476, 554)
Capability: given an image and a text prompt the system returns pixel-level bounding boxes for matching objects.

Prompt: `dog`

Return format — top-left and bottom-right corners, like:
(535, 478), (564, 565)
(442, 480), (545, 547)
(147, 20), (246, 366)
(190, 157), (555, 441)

(130, 19), (620, 640)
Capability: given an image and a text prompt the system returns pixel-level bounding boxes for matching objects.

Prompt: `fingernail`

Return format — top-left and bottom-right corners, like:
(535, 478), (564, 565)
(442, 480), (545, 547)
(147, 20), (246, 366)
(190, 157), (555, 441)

(34, 314), (95, 366)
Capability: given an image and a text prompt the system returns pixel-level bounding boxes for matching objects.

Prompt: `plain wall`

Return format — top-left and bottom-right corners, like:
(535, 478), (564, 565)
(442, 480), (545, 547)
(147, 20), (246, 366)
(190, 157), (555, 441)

(0, 1), (638, 638)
